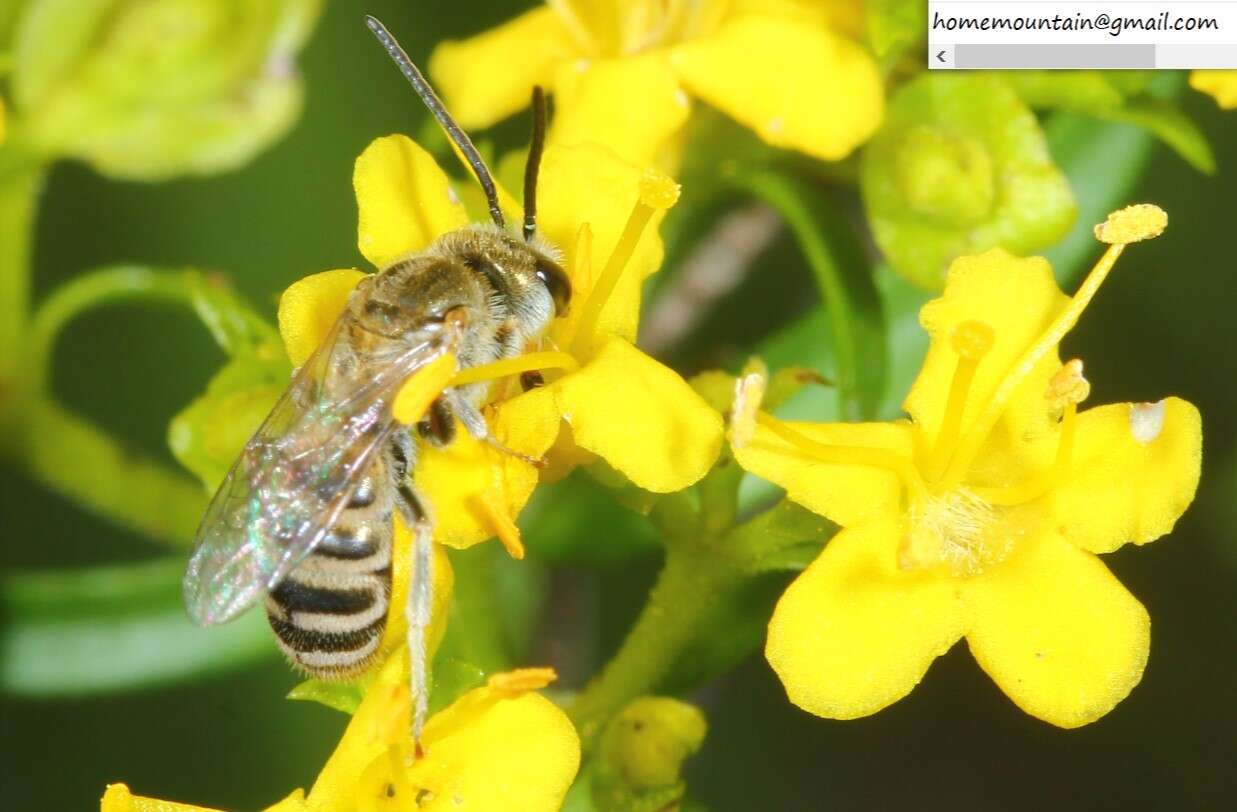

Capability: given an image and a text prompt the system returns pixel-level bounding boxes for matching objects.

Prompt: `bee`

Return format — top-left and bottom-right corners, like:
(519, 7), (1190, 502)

(182, 15), (570, 741)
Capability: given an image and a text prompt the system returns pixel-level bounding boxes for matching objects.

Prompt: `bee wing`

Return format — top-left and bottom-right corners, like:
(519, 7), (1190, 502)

(183, 315), (452, 626)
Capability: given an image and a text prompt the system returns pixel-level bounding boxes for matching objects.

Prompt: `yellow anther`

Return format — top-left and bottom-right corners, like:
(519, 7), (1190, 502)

(392, 352), (460, 425)
(1094, 203), (1167, 245)
(469, 496), (525, 560)
(1046, 358), (1091, 406)
(488, 667), (558, 696)
(729, 368), (767, 450)
(638, 168), (682, 210)
(950, 320), (995, 360)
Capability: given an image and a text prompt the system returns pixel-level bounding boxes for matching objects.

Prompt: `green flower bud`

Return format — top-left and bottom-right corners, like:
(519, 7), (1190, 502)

(9, 0), (322, 179)
(1002, 71), (1153, 113)
(592, 696), (707, 812)
(168, 351), (288, 491)
(862, 74), (1076, 289)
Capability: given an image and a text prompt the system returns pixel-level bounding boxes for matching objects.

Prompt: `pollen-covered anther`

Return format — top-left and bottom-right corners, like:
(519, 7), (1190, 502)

(950, 319), (995, 360)
(489, 667), (558, 697)
(1046, 358), (1091, 407)
(1094, 203), (1167, 245)
(638, 168), (682, 210)
(729, 370), (768, 449)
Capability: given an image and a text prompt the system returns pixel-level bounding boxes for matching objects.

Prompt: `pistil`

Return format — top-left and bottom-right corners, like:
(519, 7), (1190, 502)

(926, 320), (994, 481)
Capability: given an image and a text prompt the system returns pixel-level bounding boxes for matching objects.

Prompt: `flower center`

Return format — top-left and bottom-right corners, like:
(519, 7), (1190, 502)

(900, 488), (1004, 576)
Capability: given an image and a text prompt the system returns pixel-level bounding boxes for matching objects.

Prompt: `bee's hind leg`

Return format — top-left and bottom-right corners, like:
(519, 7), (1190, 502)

(388, 431), (433, 753)
(404, 487), (434, 755)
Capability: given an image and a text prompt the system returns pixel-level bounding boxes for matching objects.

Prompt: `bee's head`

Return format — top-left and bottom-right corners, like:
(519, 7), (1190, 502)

(441, 228), (570, 341)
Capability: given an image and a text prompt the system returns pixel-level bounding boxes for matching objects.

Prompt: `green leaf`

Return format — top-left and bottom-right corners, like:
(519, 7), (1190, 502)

(866, 0), (926, 62)
(1096, 100), (1216, 174)
(862, 73), (1077, 290)
(1, 558), (274, 696)
(287, 678), (366, 715)
(726, 169), (887, 420)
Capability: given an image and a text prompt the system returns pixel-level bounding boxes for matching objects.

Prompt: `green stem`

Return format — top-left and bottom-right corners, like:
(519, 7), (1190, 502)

(16, 397), (207, 547)
(569, 540), (744, 747)
(0, 149), (45, 403)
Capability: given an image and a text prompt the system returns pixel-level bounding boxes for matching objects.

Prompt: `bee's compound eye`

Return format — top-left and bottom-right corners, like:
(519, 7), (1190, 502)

(535, 258), (571, 316)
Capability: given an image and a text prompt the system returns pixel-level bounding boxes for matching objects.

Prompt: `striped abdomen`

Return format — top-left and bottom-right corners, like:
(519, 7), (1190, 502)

(264, 455), (398, 679)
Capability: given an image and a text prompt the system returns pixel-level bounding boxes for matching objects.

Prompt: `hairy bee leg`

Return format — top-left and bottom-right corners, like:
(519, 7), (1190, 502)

(406, 508), (433, 752)
(448, 391), (546, 468)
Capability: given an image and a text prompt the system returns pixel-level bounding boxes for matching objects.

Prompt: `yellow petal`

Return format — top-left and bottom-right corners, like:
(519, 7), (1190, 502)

(1045, 399), (1202, 554)
(354, 135), (470, 269)
(962, 531), (1150, 728)
(262, 790), (309, 811)
(550, 54), (690, 167)
(668, 14), (882, 161)
(537, 144), (668, 344)
(766, 517), (966, 719)
(407, 683), (581, 811)
(277, 269), (366, 367)
(554, 336), (722, 492)
(904, 249), (1067, 462)
(308, 654), (410, 808)
(101, 784), (224, 812)
(429, 7), (579, 129)
(731, 418), (915, 528)
(1190, 70), (1237, 109)
(728, 0), (865, 38)
(415, 386), (561, 548)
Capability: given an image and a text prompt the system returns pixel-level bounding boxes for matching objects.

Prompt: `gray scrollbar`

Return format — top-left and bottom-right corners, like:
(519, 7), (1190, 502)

(954, 44), (1155, 69)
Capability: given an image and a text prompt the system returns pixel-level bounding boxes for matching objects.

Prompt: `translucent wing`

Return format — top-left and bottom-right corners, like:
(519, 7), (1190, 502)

(183, 315), (452, 625)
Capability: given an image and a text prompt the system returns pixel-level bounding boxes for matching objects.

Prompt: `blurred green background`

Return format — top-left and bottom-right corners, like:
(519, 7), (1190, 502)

(2, 1), (1236, 809)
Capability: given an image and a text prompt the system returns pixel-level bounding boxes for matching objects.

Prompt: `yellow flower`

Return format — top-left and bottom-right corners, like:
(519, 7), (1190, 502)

(730, 205), (1202, 728)
(428, 0), (882, 167)
(1190, 70), (1237, 109)
(281, 134), (723, 554)
(102, 659), (580, 812)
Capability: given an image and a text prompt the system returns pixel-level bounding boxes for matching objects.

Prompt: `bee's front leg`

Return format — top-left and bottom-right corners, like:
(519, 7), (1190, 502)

(446, 389), (545, 468)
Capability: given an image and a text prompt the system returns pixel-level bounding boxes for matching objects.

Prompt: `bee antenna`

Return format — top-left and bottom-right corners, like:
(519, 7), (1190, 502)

(522, 86), (547, 242)
(365, 15), (505, 229)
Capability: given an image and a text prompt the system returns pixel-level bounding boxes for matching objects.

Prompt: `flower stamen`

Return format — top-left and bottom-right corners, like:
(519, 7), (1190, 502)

(450, 351), (579, 387)
(975, 359), (1090, 506)
(488, 667), (558, 696)
(468, 495), (525, 560)
(754, 411), (927, 500)
(941, 205), (1165, 488)
(926, 320), (994, 481)
(570, 170), (680, 354)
